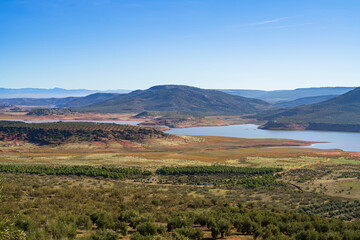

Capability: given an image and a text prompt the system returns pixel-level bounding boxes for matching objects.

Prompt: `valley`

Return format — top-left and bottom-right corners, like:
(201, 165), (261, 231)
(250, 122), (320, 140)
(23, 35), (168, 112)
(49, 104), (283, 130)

(0, 85), (359, 239)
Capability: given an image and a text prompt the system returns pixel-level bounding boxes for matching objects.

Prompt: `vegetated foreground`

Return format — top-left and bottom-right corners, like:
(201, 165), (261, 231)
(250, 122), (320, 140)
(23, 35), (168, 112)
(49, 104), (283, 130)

(1, 162), (360, 240)
(0, 121), (168, 145)
(0, 121), (360, 239)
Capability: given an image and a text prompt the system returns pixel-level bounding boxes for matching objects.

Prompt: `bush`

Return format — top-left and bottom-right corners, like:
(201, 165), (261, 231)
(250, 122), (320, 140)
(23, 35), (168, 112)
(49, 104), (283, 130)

(116, 221), (128, 236)
(94, 212), (115, 230)
(77, 215), (93, 230)
(137, 222), (157, 236)
(91, 229), (118, 240)
(174, 227), (203, 240)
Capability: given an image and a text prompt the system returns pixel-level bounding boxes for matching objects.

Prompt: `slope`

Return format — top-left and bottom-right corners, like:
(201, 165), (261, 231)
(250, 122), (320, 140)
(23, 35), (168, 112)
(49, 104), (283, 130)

(77, 85), (273, 115)
(0, 93), (120, 108)
(259, 87), (360, 131)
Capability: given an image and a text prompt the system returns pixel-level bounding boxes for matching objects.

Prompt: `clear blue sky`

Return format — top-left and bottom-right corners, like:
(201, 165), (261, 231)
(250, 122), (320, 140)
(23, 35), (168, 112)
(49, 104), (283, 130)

(1, 0), (359, 90)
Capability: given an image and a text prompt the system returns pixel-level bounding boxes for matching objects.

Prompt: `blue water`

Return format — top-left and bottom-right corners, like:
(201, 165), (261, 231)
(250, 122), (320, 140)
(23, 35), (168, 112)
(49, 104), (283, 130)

(0, 119), (140, 125)
(165, 124), (360, 152)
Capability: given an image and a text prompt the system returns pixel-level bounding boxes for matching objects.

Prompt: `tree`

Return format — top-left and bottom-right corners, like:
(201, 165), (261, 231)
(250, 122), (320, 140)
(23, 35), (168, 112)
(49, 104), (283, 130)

(217, 219), (232, 238)
(91, 229), (118, 240)
(94, 212), (115, 230)
(76, 215), (92, 230)
(136, 222), (157, 236)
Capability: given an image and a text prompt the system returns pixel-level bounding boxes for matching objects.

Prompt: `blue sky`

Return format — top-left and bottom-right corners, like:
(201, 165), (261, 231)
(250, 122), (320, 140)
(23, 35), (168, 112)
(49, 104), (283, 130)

(0, 0), (359, 90)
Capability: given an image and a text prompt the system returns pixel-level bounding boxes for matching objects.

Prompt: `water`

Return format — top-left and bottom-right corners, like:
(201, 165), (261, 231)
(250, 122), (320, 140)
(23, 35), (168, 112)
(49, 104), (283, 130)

(165, 124), (360, 152)
(0, 119), (140, 126)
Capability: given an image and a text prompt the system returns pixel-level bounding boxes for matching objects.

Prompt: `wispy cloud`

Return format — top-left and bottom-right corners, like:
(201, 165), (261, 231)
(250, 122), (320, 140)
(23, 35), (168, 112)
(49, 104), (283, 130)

(266, 23), (312, 30)
(226, 17), (292, 29)
(244, 17), (290, 26)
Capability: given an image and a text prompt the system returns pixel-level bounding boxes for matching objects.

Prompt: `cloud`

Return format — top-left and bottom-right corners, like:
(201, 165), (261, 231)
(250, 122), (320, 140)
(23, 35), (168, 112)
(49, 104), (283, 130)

(244, 17), (290, 26)
(226, 17), (291, 29)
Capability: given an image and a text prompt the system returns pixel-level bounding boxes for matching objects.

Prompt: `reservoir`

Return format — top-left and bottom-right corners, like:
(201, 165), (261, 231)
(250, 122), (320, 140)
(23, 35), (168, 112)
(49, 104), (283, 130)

(165, 124), (360, 152)
(1, 119), (359, 152)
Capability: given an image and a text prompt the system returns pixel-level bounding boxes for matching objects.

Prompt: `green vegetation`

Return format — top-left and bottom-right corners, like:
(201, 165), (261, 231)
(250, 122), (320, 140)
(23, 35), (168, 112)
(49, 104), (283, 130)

(1, 172), (360, 240)
(27, 108), (73, 116)
(156, 166), (285, 189)
(156, 166), (282, 175)
(300, 200), (360, 221)
(0, 121), (167, 144)
(0, 165), (151, 180)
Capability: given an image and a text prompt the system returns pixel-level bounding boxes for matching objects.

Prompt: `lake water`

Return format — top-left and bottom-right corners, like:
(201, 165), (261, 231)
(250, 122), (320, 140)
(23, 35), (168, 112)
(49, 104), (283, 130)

(0, 119), (140, 125)
(165, 124), (360, 152)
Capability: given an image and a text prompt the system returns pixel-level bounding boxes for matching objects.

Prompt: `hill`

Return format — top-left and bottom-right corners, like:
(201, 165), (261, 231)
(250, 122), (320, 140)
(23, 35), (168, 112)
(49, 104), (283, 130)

(0, 93), (120, 108)
(57, 93), (120, 107)
(259, 87), (360, 132)
(275, 95), (337, 108)
(0, 87), (129, 98)
(76, 85), (273, 115)
(0, 121), (167, 145)
(220, 87), (355, 103)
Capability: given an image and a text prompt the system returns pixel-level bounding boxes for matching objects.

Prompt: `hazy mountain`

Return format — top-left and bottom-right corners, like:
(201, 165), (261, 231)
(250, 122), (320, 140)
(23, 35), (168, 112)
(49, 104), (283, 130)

(259, 87), (360, 132)
(57, 93), (121, 107)
(275, 95), (338, 108)
(220, 87), (355, 103)
(0, 87), (129, 98)
(0, 93), (121, 108)
(77, 85), (273, 115)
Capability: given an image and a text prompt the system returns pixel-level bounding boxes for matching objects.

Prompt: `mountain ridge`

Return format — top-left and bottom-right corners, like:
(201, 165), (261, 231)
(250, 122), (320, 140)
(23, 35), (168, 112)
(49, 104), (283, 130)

(259, 87), (360, 131)
(76, 85), (273, 115)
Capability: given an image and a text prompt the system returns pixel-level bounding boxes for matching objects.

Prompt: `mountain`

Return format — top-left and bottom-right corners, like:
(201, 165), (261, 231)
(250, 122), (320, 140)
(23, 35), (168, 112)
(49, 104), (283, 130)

(76, 85), (273, 115)
(0, 87), (129, 98)
(0, 93), (121, 108)
(259, 87), (360, 132)
(220, 87), (355, 103)
(57, 93), (120, 107)
(275, 95), (337, 108)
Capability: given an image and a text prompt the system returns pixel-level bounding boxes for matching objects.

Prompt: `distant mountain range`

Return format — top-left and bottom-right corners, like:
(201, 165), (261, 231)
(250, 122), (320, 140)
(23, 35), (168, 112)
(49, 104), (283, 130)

(1, 87), (355, 104)
(259, 87), (360, 132)
(0, 87), (129, 98)
(76, 85), (272, 115)
(275, 95), (338, 108)
(1, 85), (360, 132)
(0, 93), (121, 107)
(220, 87), (355, 103)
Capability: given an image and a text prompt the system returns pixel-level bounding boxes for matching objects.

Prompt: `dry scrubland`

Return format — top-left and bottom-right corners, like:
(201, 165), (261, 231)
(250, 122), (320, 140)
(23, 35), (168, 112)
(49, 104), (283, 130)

(1, 134), (359, 201)
(0, 119), (360, 239)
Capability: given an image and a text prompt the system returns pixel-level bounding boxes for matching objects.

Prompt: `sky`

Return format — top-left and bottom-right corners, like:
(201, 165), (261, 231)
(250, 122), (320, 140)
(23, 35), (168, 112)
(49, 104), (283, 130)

(0, 0), (359, 90)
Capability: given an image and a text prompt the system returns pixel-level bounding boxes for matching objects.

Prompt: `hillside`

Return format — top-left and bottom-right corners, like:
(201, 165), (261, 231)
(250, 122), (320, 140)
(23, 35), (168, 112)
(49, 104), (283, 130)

(0, 121), (167, 144)
(259, 87), (360, 131)
(0, 87), (129, 98)
(275, 95), (337, 108)
(0, 93), (120, 107)
(220, 87), (355, 103)
(76, 85), (273, 115)
(57, 93), (120, 107)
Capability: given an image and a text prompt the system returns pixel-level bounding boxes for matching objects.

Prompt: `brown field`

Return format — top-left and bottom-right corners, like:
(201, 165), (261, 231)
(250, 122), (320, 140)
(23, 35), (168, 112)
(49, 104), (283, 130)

(0, 134), (350, 169)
